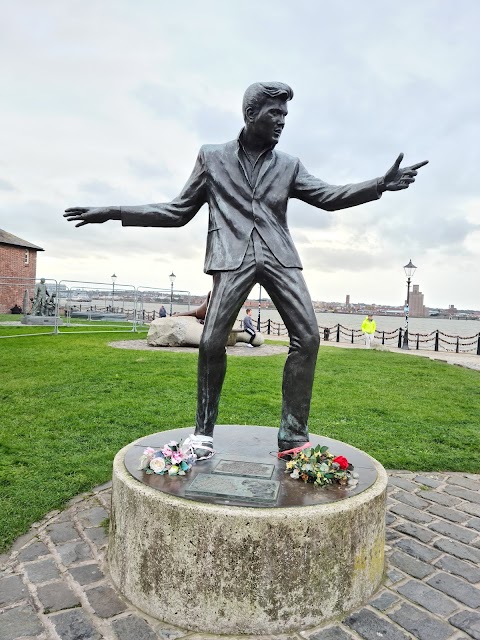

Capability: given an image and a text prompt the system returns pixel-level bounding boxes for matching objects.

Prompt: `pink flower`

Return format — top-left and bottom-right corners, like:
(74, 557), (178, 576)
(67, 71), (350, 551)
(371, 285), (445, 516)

(161, 445), (172, 457)
(143, 447), (155, 456)
(171, 452), (183, 464)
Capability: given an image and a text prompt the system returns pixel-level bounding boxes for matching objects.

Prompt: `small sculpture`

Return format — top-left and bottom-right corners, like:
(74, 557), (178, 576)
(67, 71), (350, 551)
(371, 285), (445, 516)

(30, 278), (50, 316)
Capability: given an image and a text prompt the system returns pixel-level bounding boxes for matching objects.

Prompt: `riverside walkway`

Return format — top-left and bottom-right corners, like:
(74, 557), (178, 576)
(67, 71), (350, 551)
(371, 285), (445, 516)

(322, 340), (480, 372)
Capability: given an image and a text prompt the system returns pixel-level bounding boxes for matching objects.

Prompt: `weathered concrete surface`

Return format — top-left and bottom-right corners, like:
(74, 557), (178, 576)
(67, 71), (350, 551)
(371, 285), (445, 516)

(109, 438), (387, 634)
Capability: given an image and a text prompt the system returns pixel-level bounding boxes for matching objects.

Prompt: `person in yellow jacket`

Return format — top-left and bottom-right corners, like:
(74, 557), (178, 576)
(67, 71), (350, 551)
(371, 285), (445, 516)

(361, 314), (376, 348)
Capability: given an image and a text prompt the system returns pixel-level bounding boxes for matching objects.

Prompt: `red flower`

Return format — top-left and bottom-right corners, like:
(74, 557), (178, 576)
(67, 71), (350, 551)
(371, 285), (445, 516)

(333, 456), (349, 470)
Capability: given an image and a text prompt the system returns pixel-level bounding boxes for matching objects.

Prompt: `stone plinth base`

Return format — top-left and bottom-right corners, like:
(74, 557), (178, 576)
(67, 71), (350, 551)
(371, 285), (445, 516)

(21, 316), (63, 325)
(109, 426), (387, 635)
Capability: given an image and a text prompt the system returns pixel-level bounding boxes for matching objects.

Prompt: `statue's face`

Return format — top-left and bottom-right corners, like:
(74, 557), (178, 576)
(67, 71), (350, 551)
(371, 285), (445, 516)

(250, 97), (288, 146)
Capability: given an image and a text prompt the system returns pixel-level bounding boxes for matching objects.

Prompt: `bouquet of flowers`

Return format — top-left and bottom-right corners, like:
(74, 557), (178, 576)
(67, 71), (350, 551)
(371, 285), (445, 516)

(285, 444), (358, 488)
(138, 440), (197, 476)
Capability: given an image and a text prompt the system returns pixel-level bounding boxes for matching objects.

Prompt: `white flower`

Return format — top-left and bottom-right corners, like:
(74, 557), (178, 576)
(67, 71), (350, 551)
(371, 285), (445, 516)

(149, 457), (166, 473)
(290, 469), (300, 479)
(168, 465), (179, 476)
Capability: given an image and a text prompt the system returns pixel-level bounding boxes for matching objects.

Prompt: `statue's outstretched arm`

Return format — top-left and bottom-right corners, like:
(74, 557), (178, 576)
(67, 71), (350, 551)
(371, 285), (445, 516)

(64, 150), (207, 229)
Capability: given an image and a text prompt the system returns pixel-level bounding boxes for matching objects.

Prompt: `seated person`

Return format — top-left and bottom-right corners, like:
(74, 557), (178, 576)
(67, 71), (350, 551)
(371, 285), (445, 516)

(243, 308), (256, 346)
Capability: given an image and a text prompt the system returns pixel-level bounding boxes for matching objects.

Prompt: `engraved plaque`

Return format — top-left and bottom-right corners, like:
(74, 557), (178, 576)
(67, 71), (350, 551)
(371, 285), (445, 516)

(185, 473), (279, 504)
(213, 459), (274, 479)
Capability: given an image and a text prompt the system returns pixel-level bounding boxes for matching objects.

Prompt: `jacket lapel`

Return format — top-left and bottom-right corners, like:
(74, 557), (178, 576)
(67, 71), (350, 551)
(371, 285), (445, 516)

(253, 150), (274, 194)
(235, 146), (253, 189)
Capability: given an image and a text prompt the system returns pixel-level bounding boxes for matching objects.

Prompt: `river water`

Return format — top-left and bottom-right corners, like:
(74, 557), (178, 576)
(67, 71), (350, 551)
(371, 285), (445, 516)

(82, 298), (479, 339)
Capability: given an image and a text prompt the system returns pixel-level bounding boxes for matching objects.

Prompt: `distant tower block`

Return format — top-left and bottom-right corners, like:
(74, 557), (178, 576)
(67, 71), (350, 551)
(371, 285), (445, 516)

(346, 294), (350, 307)
(407, 284), (427, 317)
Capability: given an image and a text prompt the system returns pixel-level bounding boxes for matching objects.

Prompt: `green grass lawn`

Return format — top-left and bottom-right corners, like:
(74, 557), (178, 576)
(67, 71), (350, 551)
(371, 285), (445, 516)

(0, 328), (479, 552)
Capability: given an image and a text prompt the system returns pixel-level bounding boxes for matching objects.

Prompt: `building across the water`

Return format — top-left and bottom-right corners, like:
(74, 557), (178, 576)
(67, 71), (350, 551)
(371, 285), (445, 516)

(407, 284), (427, 317)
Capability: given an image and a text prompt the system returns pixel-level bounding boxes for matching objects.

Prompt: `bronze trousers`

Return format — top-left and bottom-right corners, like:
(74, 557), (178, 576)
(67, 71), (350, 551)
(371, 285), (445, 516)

(195, 231), (320, 448)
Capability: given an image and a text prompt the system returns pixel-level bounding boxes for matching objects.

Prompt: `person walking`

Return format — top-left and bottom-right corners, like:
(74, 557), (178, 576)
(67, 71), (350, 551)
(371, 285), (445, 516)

(361, 314), (376, 348)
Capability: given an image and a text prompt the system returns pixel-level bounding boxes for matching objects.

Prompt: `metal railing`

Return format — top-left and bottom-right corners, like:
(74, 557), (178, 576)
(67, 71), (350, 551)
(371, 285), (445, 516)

(255, 319), (480, 355)
(0, 277), (191, 339)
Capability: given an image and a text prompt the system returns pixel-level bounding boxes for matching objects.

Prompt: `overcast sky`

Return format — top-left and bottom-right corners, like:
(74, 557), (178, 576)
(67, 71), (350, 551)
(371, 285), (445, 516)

(1, 1), (479, 309)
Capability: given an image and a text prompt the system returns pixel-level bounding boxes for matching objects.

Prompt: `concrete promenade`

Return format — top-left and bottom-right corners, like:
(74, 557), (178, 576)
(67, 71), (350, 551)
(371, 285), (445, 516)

(321, 340), (480, 372)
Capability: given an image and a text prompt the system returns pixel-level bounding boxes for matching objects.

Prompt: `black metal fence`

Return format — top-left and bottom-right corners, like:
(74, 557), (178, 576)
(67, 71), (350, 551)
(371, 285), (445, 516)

(257, 320), (480, 355)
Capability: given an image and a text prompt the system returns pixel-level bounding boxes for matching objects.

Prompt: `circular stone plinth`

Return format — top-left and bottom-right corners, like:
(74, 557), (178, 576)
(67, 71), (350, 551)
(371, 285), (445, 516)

(109, 426), (387, 635)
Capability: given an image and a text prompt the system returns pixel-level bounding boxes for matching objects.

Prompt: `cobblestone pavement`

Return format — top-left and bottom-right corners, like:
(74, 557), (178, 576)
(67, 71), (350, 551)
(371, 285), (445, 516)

(1, 472), (480, 640)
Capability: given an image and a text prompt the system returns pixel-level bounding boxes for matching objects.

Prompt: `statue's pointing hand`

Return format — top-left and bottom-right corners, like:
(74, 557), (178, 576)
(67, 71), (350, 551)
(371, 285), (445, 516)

(64, 207), (120, 227)
(381, 153), (429, 192)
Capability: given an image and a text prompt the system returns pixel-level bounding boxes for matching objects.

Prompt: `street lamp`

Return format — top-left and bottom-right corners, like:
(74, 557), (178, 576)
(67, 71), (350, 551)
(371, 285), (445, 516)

(257, 284), (262, 331)
(169, 272), (176, 316)
(111, 273), (117, 312)
(402, 260), (417, 350)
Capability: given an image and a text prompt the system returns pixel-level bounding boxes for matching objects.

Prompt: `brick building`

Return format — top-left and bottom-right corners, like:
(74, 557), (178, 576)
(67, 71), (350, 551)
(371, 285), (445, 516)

(0, 229), (44, 313)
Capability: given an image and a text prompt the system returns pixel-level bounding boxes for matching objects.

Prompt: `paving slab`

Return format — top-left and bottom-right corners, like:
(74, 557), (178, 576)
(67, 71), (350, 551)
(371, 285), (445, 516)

(0, 603), (44, 640)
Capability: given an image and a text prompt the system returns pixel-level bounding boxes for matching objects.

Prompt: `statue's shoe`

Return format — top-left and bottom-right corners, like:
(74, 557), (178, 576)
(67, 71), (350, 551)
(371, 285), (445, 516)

(182, 434), (215, 461)
(277, 441), (311, 460)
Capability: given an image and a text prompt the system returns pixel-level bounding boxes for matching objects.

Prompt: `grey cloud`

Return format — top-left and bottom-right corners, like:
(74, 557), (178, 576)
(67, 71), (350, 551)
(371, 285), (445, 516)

(76, 181), (142, 206)
(192, 106), (241, 143)
(135, 84), (188, 120)
(0, 178), (15, 191)
(128, 158), (172, 181)
(134, 83), (240, 142)
(0, 200), (65, 246)
(287, 200), (335, 231)
(301, 246), (381, 273)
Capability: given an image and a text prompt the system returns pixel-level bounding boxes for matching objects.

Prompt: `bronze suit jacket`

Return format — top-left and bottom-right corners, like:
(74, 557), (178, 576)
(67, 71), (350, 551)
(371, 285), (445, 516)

(120, 135), (381, 274)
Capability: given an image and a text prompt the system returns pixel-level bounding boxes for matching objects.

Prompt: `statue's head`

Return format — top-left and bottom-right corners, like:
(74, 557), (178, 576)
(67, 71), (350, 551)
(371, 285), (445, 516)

(242, 82), (293, 146)
(40, 278), (45, 283)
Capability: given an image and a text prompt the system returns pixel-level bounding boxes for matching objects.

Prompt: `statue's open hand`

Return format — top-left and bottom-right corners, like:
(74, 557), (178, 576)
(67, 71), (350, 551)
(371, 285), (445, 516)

(383, 153), (428, 191)
(64, 207), (117, 227)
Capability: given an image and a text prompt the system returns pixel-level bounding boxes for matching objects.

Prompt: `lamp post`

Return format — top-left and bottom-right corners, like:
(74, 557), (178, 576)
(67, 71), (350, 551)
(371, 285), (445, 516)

(257, 284), (262, 331)
(402, 260), (417, 350)
(169, 272), (176, 316)
(111, 273), (117, 312)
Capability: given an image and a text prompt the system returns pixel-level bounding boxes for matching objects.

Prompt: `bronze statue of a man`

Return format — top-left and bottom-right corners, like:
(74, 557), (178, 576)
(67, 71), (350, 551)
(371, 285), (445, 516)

(65, 81), (427, 458)
(31, 278), (49, 316)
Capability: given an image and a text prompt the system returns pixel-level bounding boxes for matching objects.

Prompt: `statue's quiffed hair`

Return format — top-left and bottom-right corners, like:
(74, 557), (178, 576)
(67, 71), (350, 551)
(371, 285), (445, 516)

(242, 82), (294, 122)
